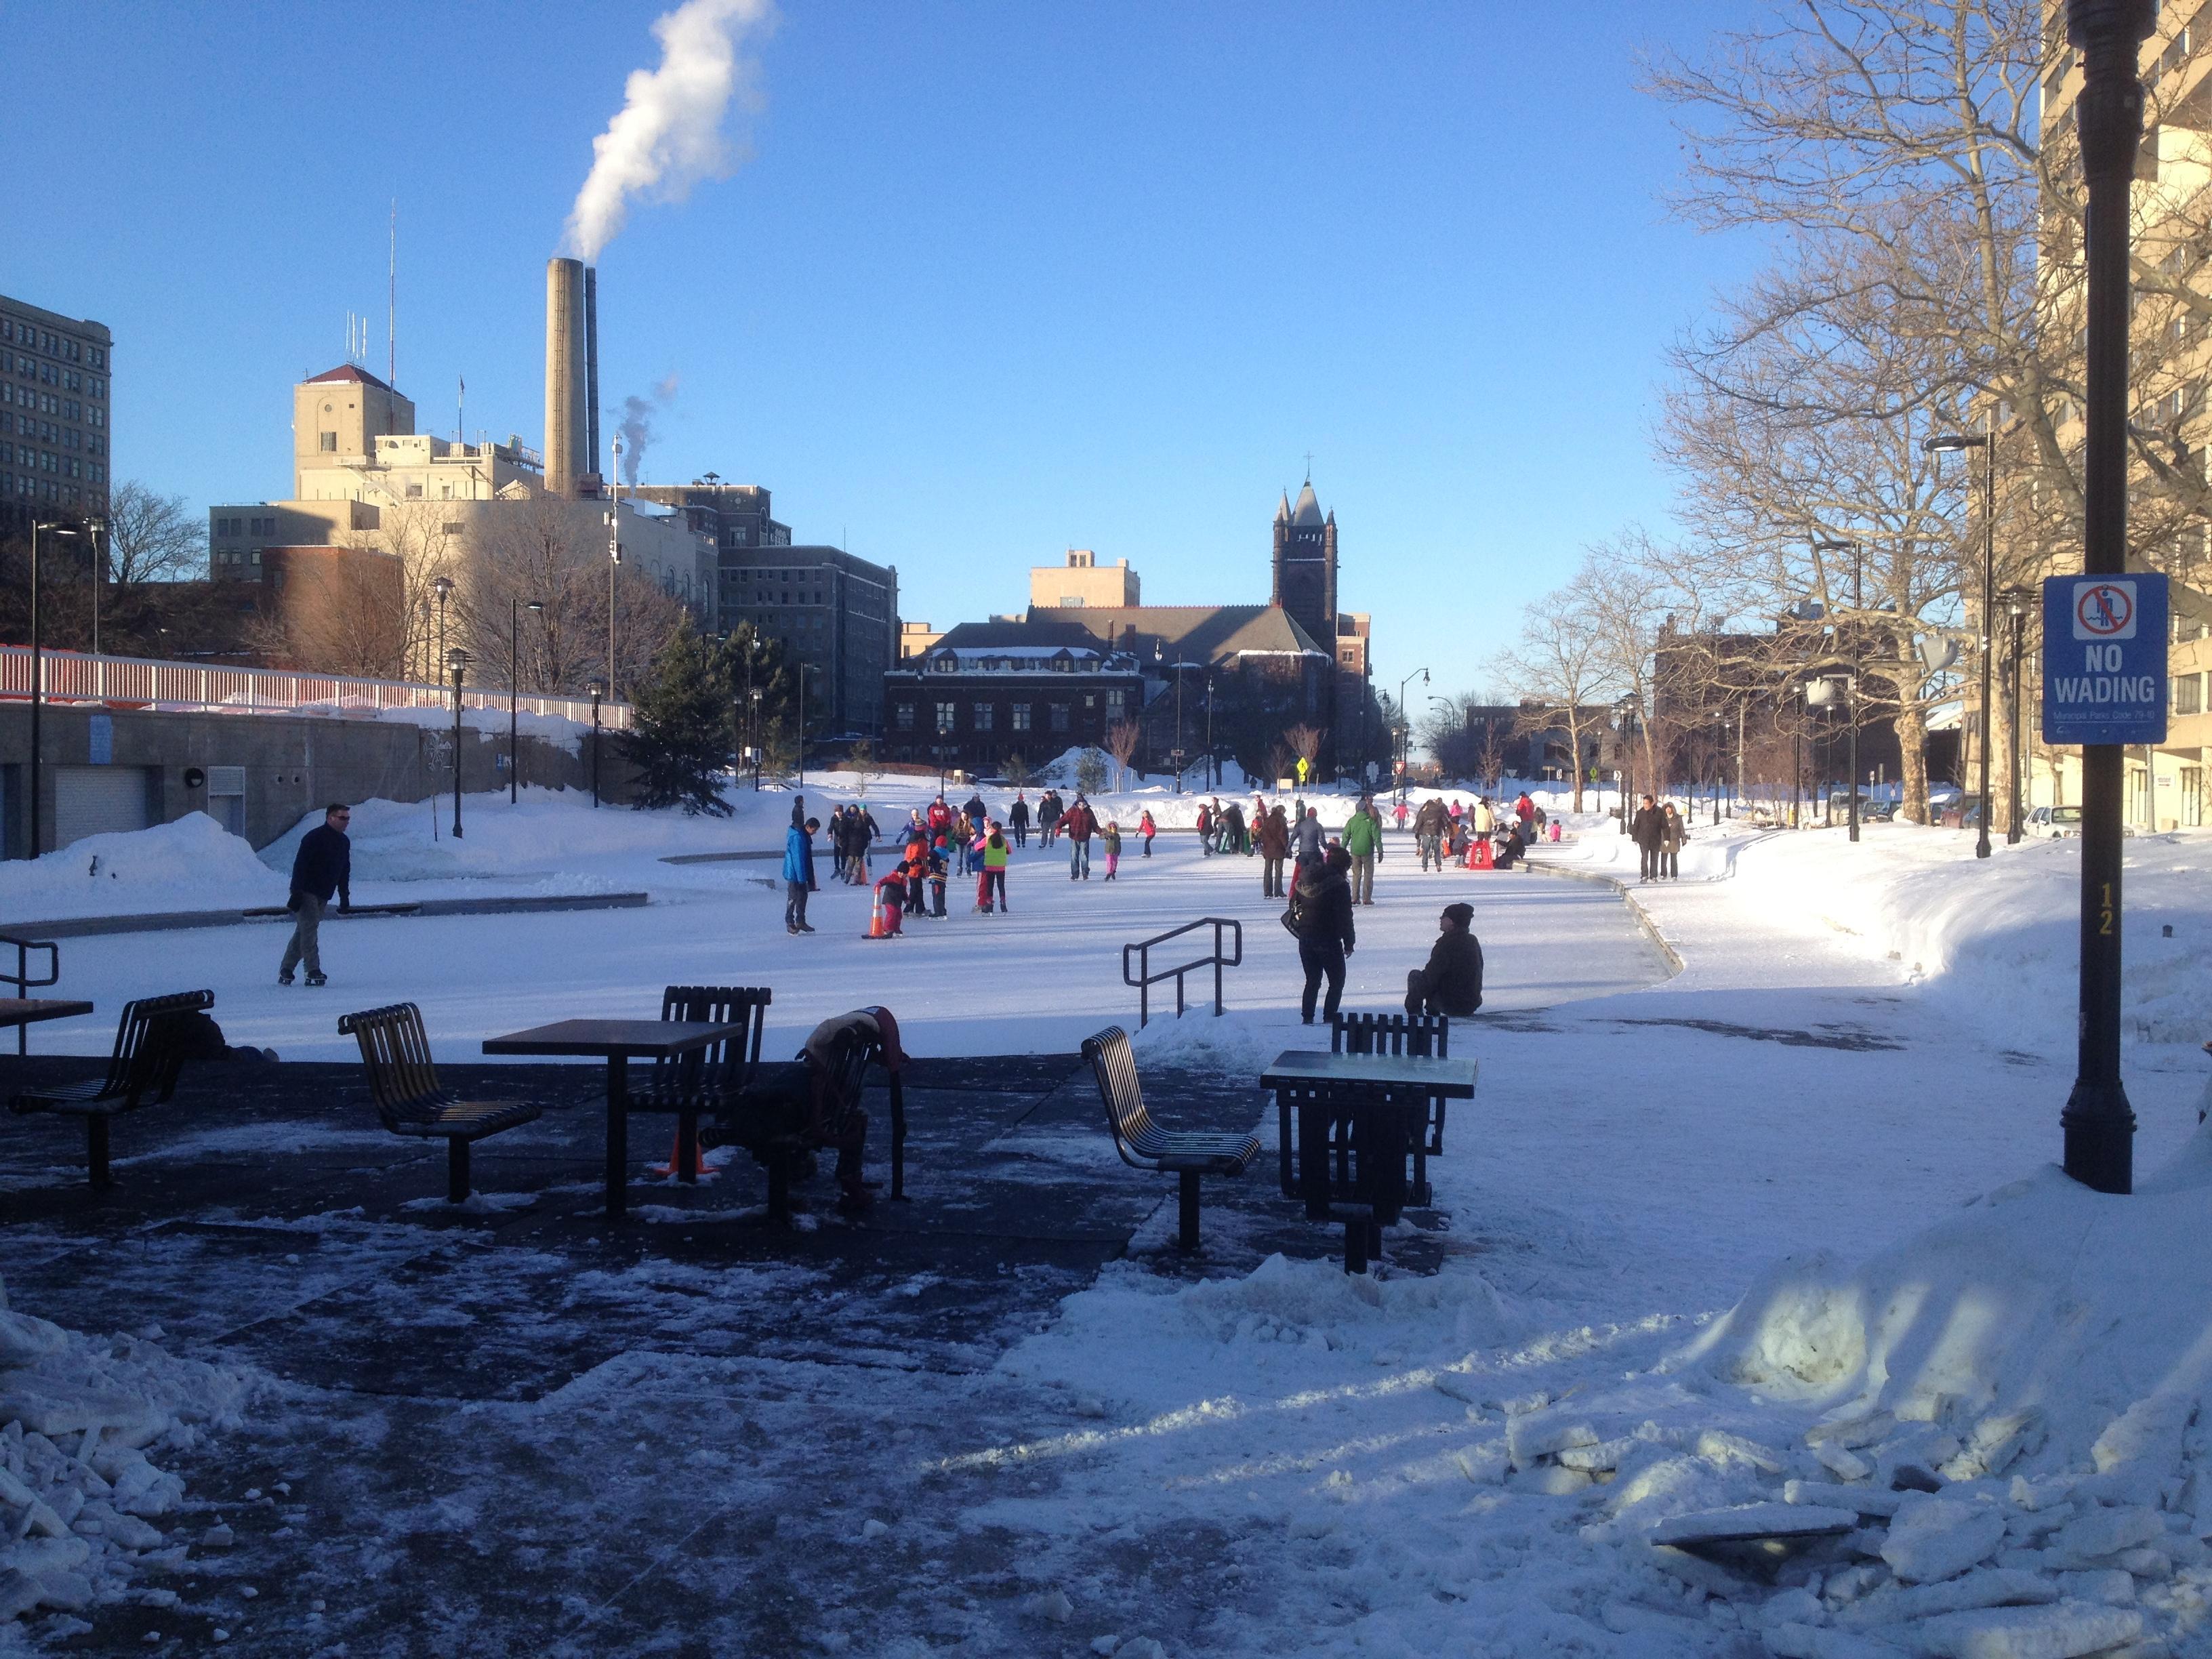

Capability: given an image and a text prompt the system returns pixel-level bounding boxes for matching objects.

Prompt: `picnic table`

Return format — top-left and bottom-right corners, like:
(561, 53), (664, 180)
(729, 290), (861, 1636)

(481, 1018), (744, 1218)
(0, 998), (95, 1056)
(1260, 1048), (1479, 1228)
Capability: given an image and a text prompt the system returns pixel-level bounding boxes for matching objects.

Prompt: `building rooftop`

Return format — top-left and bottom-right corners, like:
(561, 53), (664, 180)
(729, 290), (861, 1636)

(303, 363), (400, 392)
(1036, 603), (1327, 664)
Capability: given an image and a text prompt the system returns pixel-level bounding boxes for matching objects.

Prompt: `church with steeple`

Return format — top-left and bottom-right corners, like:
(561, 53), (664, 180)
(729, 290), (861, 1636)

(895, 475), (1376, 782)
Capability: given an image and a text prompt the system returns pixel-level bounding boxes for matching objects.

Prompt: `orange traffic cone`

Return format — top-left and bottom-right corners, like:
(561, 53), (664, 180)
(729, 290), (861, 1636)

(652, 1128), (718, 1183)
(867, 907), (887, 939)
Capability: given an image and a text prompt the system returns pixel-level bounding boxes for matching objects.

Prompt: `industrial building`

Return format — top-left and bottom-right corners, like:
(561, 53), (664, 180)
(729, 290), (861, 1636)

(0, 291), (113, 538)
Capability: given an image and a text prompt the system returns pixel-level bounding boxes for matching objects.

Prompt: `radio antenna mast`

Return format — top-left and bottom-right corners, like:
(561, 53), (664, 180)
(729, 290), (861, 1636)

(388, 199), (397, 386)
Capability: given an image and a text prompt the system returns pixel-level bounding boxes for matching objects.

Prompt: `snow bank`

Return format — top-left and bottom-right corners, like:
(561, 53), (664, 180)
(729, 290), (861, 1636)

(1726, 827), (2212, 1050)
(0, 1279), (251, 1628)
(0, 815), (284, 922)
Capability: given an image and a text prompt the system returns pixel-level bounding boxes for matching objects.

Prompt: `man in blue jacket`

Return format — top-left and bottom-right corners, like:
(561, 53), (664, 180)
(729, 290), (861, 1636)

(280, 803), (352, 986)
(784, 816), (819, 934)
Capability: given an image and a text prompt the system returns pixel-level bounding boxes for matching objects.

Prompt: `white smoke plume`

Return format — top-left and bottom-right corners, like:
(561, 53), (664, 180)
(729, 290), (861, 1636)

(564, 0), (775, 262)
(618, 373), (681, 485)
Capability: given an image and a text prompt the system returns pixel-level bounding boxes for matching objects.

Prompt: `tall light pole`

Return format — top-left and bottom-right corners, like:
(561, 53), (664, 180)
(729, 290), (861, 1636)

(26, 523), (80, 859)
(587, 680), (605, 808)
(2005, 590), (2030, 844)
(798, 661), (818, 791)
(606, 437), (623, 700)
(1204, 670), (1216, 789)
(431, 575), (453, 685)
(86, 518), (106, 658)
(2060, 0), (2151, 1194)
(1814, 537), (1862, 843)
(510, 597), (543, 803)
(1926, 425), (1997, 858)
(1396, 667), (1429, 805)
(749, 687), (762, 791)
(448, 649), (470, 839)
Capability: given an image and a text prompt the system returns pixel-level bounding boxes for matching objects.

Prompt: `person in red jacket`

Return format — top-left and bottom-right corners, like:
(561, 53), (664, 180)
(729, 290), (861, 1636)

(1060, 794), (1099, 880)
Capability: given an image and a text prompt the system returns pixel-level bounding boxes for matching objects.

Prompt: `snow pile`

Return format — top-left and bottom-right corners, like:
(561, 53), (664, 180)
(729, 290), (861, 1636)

(1725, 827), (2212, 1050)
(0, 1282), (251, 1627)
(0, 814), (283, 921)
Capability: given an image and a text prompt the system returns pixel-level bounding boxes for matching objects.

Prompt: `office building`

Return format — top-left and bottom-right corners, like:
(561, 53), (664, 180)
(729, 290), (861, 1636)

(0, 293), (114, 538)
(718, 544), (899, 737)
(1031, 549), (1139, 609)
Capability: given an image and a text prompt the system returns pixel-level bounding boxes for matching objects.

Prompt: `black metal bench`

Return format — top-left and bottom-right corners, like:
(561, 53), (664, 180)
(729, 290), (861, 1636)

(337, 1002), (544, 1202)
(1331, 1011), (1450, 1204)
(628, 985), (771, 1185)
(1082, 1024), (1259, 1251)
(705, 1014), (908, 1223)
(9, 989), (213, 1187)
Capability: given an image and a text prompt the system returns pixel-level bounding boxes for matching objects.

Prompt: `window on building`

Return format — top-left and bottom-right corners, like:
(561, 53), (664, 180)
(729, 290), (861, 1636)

(973, 703), (995, 731)
(319, 432), (337, 452)
(405, 482), (423, 499)
(1050, 703), (1070, 733)
(2184, 766), (2205, 828)
(935, 701), (957, 733)
(1012, 702), (1031, 731)
(1106, 689), (1126, 714)
(2177, 672), (2205, 716)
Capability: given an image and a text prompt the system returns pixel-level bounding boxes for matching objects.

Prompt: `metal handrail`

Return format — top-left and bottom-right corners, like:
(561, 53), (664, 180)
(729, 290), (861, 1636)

(1121, 916), (1243, 1028)
(0, 935), (61, 1057)
(0, 644), (633, 730)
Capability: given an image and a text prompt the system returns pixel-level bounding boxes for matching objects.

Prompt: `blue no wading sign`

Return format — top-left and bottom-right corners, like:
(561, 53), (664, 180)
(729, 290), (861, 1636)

(2041, 573), (2169, 745)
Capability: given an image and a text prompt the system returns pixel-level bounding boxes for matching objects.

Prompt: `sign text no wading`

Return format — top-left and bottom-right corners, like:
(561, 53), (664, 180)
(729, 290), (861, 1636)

(2041, 574), (2169, 746)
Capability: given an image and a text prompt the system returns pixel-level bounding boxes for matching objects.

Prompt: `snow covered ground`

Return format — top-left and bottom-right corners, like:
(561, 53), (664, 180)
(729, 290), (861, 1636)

(7, 776), (2212, 1654)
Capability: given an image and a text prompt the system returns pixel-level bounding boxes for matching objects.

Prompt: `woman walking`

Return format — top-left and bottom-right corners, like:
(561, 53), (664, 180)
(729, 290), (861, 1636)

(1661, 800), (1685, 880)
(1139, 808), (1157, 856)
(1287, 846), (1356, 1026)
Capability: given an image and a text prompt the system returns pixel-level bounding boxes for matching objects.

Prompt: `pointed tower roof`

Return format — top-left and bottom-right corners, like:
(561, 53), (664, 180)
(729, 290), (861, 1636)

(1291, 480), (1324, 526)
(1275, 490), (1292, 525)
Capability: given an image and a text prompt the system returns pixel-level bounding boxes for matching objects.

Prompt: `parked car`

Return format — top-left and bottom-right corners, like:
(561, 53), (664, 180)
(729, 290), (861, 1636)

(2025, 804), (2083, 839)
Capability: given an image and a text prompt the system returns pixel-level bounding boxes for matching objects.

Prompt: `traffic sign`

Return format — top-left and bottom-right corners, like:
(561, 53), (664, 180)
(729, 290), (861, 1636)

(2041, 573), (2168, 745)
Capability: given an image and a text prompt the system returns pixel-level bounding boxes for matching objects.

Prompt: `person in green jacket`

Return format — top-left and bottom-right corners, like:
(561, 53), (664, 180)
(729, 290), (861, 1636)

(1343, 795), (1382, 905)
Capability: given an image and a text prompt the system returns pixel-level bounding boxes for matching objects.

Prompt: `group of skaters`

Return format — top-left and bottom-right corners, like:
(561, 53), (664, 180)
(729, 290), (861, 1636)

(1628, 794), (1692, 882)
(1408, 791), (1549, 873)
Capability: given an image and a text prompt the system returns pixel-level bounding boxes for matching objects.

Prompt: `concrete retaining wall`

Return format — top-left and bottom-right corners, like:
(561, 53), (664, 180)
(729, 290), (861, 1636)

(0, 703), (636, 857)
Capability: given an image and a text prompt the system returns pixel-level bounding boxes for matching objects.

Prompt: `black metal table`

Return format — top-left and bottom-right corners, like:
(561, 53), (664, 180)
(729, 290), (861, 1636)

(482, 1019), (743, 1217)
(1260, 1049), (1479, 1227)
(0, 998), (95, 1057)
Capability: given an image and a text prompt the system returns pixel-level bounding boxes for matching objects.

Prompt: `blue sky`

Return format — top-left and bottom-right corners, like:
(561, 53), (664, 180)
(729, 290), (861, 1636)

(8, 1), (1765, 705)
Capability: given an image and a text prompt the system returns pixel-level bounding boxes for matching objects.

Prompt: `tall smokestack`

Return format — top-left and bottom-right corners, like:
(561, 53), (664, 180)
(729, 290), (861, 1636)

(544, 257), (588, 496)
(584, 266), (601, 484)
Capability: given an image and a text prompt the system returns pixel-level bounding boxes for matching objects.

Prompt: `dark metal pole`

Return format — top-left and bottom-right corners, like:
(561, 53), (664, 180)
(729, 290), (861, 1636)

(2007, 607), (2027, 846)
(1976, 434), (1996, 859)
(590, 689), (602, 808)
(510, 598), (520, 806)
(1849, 546), (1862, 844)
(2063, 0), (2150, 1195)
(451, 657), (466, 839)
(28, 524), (43, 859)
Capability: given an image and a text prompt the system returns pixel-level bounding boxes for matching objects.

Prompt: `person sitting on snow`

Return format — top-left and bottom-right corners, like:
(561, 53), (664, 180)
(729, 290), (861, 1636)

(1405, 903), (1484, 1018)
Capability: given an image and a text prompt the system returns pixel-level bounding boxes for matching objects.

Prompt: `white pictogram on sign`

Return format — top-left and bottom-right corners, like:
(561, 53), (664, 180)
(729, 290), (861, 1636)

(2072, 580), (2137, 641)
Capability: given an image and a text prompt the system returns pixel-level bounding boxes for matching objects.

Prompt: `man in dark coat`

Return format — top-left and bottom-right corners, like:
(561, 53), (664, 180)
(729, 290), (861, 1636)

(1630, 794), (1666, 884)
(1405, 902), (1483, 1017)
(281, 803), (352, 986)
(1008, 792), (1031, 848)
(962, 790), (989, 829)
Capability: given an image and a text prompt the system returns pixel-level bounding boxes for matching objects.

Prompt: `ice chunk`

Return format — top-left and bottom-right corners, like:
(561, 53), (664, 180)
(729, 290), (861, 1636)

(1785, 1479), (1902, 1517)
(1652, 1502), (1858, 1548)
(1902, 1599), (2141, 1658)
(2046, 1503), (2163, 1561)
(1830, 1566), (2055, 1629)
(1878, 1494), (2005, 1584)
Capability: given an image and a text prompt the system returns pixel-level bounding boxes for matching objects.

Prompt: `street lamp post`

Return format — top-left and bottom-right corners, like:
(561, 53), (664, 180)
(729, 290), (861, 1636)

(510, 597), (542, 804)
(607, 437), (623, 699)
(1396, 668), (1430, 806)
(2060, 0), (2152, 1193)
(26, 523), (81, 859)
(87, 518), (106, 658)
(586, 680), (605, 808)
(798, 661), (818, 791)
(749, 687), (763, 791)
(1812, 537), (1864, 842)
(1204, 671), (1216, 789)
(430, 575), (453, 685)
(448, 649), (470, 838)
(2005, 590), (2030, 845)
(1925, 426), (1997, 857)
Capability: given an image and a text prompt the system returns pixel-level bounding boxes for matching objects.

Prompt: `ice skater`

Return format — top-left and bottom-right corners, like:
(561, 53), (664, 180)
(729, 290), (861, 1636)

(279, 802), (352, 987)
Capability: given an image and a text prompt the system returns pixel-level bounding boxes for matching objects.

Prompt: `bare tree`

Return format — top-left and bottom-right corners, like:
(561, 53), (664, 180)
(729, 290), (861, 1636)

(1576, 534), (1691, 788)
(1104, 718), (1142, 791)
(103, 482), (205, 585)
(1495, 581), (1620, 811)
(1283, 723), (1327, 786)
